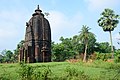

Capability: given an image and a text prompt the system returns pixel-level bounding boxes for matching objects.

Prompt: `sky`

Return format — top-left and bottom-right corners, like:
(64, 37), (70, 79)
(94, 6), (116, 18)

(0, 0), (120, 52)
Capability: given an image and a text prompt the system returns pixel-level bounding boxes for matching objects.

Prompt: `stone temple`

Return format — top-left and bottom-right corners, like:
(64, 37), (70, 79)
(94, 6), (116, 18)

(19, 5), (51, 63)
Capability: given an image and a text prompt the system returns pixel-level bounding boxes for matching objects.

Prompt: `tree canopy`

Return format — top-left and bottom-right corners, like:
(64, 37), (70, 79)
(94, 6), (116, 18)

(98, 8), (119, 31)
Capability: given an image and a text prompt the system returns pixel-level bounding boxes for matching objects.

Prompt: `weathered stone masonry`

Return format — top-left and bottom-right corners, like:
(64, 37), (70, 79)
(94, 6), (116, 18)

(19, 5), (51, 63)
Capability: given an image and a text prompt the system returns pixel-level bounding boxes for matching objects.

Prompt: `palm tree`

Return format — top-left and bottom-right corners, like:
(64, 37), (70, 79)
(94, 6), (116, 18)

(98, 8), (120, 58)
(79, 25), (94, 62)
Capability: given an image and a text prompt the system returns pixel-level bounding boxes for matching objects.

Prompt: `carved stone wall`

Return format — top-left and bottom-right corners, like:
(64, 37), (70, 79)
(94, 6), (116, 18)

(19, 5), (51, 63)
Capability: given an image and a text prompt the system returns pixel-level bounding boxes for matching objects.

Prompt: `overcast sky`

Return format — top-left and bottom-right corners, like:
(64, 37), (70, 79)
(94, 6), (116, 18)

(0, 0), (120, 51)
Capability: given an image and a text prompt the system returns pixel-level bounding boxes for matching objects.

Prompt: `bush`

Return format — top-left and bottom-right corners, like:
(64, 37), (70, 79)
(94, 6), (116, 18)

(114, 50), (120, 63)
(64, 66), (89, 80)
(41, 66), (52, 80)
(95, 52), (112, 61)
(32, 69), (41, 80)
(65, 67), (79, 77)
(18, 62), (34, 80)
(18, 62), (52, 80)
(0, 67), (11, 80)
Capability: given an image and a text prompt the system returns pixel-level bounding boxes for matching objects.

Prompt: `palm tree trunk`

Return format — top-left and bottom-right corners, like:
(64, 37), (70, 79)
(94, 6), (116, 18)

(109, 31), (114, 59)
(83, 43), (88, 62)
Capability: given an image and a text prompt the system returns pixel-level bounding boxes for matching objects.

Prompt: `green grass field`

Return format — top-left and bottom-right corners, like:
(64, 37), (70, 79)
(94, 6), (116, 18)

(0, 61), (120, 80)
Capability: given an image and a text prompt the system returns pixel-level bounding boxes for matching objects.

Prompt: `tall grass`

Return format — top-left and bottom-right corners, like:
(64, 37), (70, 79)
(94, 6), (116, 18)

(0, 61), (120, 80)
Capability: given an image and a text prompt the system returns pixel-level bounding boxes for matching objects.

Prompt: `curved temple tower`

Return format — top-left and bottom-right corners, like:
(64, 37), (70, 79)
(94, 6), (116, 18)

(19, 5), (51, 63)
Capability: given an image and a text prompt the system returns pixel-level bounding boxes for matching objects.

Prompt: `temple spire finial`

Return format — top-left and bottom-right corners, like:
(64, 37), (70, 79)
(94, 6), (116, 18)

(35, 5), (42, 13)
(37, 5), (39, 10)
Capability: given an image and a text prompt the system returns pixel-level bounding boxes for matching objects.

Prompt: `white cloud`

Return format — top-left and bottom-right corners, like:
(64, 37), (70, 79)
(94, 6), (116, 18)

(0, 10), (28, 38)
(0, 26), (18, 39)
(48, 11), (67, 32)
(84, 0), (120, 11)
(0, 9), (30, 50)
(0, 9), (82, 50)
(0, 10), (30, 24)
(47, 11), (82, 42)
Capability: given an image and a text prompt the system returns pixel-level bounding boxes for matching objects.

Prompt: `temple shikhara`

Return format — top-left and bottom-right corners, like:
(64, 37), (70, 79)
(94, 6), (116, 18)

(19, 5), (51, 63)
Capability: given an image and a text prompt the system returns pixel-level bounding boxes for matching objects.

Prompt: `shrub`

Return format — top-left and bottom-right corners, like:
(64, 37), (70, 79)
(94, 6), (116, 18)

(41, 66), (52, 80)
(95, 52), (112, 61)
(32, 69), (41, 80)
(65, 67), (79, 77)
(64, 66), (89, 80)
(18, 62), (52, 80)
(114, 50), (120, 63)
(0, 67), (11, 80)
(18, 62), (34, 80)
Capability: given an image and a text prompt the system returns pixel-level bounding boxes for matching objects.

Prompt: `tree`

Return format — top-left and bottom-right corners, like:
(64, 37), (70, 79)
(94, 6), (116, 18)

(14, 40), (25, 62)
(5, 50), (13, 62)
(98, 8), (120, 58)
(0, 54), (3, 63)
(72, 35), (83, 56)
(78, 25), (95, 62)
(86, 33), (96, 55)
(52, 36), (80, 61)
(95, 42), (111, 53)
(1, 49), (7, 56)
(17, 40), (25, 49)
(0, 50), (13, 63)
(72, 34), (96, 58)
(44, 12), (50, 19)
(52, 43), (66, 61)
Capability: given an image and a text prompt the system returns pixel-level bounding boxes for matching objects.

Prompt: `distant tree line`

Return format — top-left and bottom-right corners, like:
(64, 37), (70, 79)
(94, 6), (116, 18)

(0, 40), (24, 63)
(51, 34), (115, 62)
(0, 49), (15, 63)
(0, 36), (116, 63)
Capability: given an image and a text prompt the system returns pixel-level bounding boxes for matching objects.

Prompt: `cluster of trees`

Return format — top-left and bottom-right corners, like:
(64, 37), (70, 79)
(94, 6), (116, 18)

(52, 33), (113, 62)
(0, 40), (24, 63)
(0, 39), (113, 63)
(0, 50), (15, 63)
(52, 8), (120, 62)
(52, 25), (96, 62)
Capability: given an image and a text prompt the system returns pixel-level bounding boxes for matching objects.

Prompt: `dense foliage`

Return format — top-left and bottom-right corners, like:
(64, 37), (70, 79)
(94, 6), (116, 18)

(114, 49), (120, 62)
(95, 42), (111, 53)
(1, 34), (120, 63)
(52, 30), (96, 62)
(0, 49), (14, 63)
